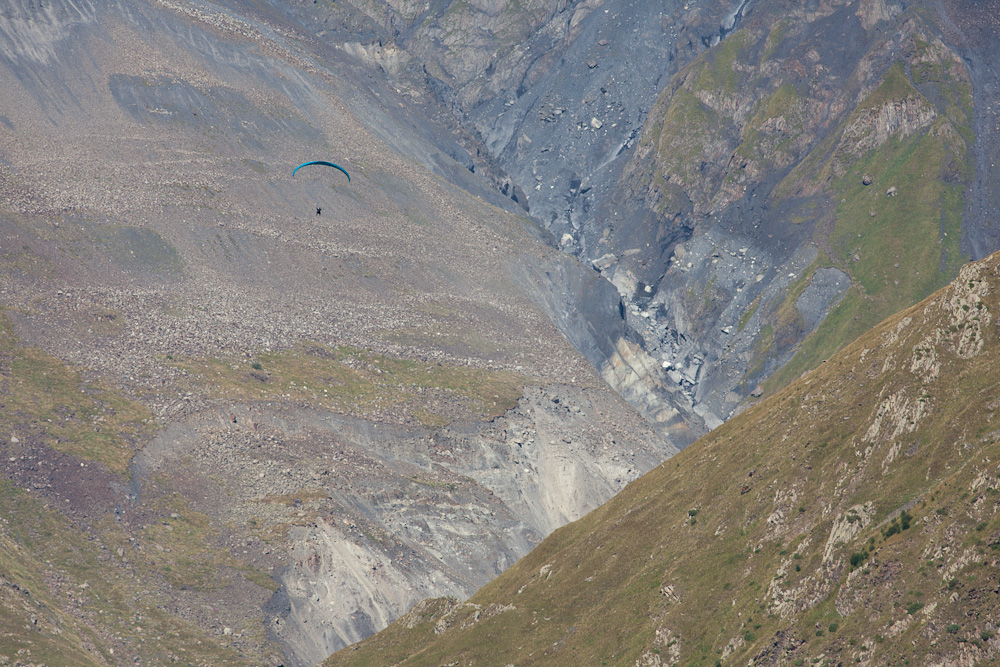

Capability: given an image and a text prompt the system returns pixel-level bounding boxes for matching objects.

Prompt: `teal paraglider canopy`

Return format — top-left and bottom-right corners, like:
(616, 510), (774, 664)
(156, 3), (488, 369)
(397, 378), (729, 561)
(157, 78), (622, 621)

(292, 160), (350, 182)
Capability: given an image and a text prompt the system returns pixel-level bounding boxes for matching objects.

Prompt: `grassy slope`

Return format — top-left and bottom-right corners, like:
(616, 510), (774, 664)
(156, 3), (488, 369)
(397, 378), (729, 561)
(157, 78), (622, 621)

(760, 53), (973, 394)
(0, 312), (154, 474)
(0, 310), (281, 664)
(326, 251), (1000, 666)
(0, 480), (265, 666)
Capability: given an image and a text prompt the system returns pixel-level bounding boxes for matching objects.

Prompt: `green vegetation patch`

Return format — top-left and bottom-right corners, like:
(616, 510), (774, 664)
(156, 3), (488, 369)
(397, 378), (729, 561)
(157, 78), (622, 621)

(647, 87), (723, 195)
(760, 60), (971, 397)
(137, 496), (245, 592)
(0, 484), (109, 666)
(0, 311), (153, 473)
(174, 343), (525, 426)
(733, 82), (803, 167)
(0, 480), (253, 666)
(764, 126), (967, 390)
(693, 30), (750, 97)
(738, 295), (762, 333)
(858, 62), (917, 111)
(829, 129), (964, 306)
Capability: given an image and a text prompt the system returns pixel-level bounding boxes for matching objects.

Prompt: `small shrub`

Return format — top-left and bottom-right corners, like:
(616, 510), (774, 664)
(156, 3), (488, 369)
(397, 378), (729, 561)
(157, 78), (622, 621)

(744, 631), (756, 643)
(251, 361), (263, 370)
(900, 510), (913, 530)
(688, 508), (699, 517)
(829, 622), (839, 633)
(947, 624), (961, 634)
(906, 602), (924, 615)
(981, 629), (995, 641)
(850, 550), (869, 569)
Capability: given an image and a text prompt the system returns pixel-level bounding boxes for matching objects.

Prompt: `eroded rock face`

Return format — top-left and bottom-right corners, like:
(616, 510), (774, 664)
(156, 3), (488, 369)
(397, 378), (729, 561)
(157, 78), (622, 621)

(838, 97), (938, 164)
(583, 0), (988, 422)
(131, 384), (675, 665)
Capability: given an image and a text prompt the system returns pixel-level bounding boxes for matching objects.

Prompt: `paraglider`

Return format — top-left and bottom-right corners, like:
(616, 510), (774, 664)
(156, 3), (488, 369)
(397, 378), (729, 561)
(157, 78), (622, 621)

(292, 160), (350, 182)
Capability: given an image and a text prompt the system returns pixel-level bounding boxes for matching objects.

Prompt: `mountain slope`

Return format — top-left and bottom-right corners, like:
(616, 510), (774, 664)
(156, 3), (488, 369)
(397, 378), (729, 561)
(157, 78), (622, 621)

(3, 1), (999, 664)
(281, 0), (1000, 451)
(0, 0), (679, 663)
(326, 250), (1000, 666)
